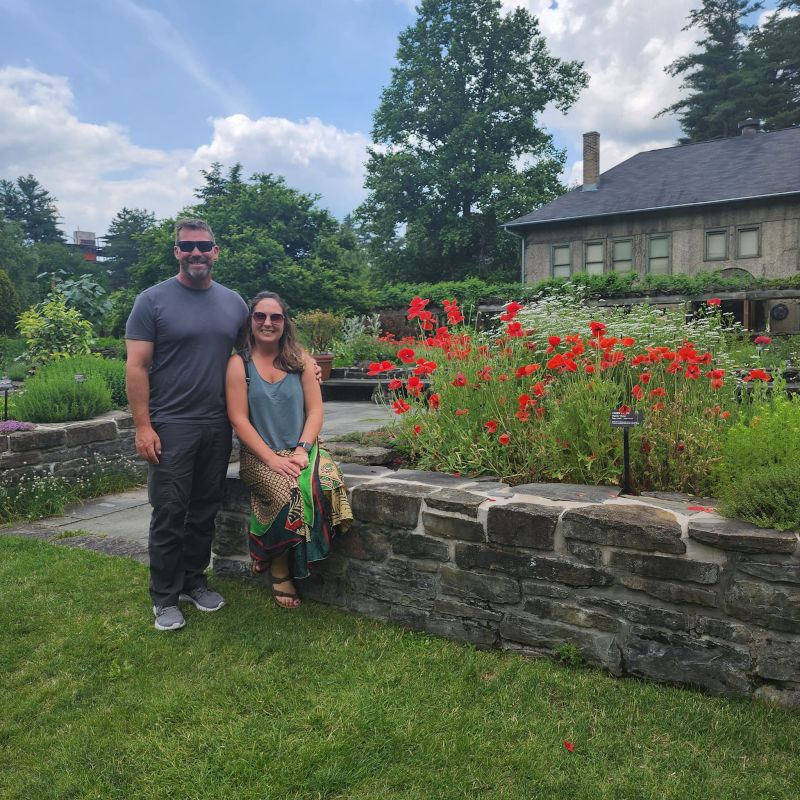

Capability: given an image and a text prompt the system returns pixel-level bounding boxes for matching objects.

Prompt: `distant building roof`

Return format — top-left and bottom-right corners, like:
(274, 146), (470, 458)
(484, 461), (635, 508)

(506, 126), (800, 229)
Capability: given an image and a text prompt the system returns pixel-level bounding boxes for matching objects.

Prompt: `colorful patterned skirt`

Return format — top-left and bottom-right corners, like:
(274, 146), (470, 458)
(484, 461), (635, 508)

(238, 443), (352, 580)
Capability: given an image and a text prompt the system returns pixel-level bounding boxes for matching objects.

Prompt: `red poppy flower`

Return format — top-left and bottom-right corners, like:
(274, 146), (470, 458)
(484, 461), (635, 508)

(412, 425), (422, 436)
(652, 401), (665, 412)
(413, 360), (438, 376)
(452, 372), (467, 387)
(620, 337), (636, 347)
(721, 410), (730, 419)
(589, 321), (607, 337)
(407, 376), (423, 396)
(584, 363), (595, 374)
(387, 379), (403, 390)
(684, 364), (701, 380)
(506, 321), (524, 338)
(546, 335), (561, 352)
(477, 366), (492, 381)
(484, 420), (498, 434)
(639, 372), (651, 384)
(631, 385), (645, 400)
(392, 399), (410, 414)
(754, 335), (772, 345)
(618, 404), (631, 414)
(515, 410), (530, 421)
(398, 348), (416, 363)
(498, 433), (510, 445)
(455, 408), (469, 416)
(428, 393), (440, 409)
(707, 297), (721, 306)
(744, 368), (771, 382)
(650, 387), (667, 398)
(517, 393), (532, 409)
(533, 382), (545, 397)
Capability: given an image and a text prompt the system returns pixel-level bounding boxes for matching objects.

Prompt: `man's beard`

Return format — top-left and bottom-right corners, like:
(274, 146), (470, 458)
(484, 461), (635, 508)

(182, 259), (211, 281)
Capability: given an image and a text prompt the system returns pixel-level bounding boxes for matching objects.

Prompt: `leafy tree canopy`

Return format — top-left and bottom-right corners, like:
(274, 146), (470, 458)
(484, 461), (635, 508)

(356, 0), (588, 283)
(129, 166), (379, 314)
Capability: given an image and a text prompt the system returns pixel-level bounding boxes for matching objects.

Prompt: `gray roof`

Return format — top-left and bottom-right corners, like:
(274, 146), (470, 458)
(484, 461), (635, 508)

(506, 126), (800, 229)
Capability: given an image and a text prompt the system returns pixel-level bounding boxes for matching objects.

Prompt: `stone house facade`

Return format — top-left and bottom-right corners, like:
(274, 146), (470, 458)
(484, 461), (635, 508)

(504, 124), (800, 329)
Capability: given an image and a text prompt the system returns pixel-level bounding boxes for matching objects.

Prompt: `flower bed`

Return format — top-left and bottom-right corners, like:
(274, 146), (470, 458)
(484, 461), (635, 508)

(365, 295), (796, 521)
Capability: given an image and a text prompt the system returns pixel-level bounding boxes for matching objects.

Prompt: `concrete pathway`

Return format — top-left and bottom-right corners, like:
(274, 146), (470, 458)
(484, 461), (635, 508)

(0, 400), (393, 561)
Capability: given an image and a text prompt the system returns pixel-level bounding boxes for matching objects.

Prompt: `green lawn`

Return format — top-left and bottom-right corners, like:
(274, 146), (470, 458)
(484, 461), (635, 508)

(2, 536), (799, 800)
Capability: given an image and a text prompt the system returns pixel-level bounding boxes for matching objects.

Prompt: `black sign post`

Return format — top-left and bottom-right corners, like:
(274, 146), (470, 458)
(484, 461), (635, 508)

(610, 410), (643, 494)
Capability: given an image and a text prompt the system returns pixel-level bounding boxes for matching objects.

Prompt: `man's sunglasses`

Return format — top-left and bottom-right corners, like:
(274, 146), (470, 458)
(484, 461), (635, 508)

(252, 311), (285, 325)
(176, 240), (216, 253)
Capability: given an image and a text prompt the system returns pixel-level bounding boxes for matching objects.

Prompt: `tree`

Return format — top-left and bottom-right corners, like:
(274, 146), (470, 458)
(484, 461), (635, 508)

(356, 0), (587, 283)
(0, 175), (64, 243)
(0, 269), (21, 336)
(104, 207), (157, 290)
(657, 0), (764, 143)
(747, 0), (800, 130)
(0, 219), (39, 309)
(129, 169), (379, 314)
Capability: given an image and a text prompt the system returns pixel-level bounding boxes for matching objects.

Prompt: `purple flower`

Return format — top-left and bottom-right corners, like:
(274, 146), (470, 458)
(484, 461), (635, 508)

(0, 419), (36, 433)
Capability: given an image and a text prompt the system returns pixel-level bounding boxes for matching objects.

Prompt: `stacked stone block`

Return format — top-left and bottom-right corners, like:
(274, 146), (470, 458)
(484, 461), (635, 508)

(213, 466), (800, 707)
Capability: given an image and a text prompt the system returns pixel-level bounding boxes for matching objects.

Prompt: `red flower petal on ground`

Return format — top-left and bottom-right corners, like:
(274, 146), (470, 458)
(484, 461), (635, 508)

(397, 348), (416, 363)
(564, 741), (575, 753)
(498, 433), (510, 445)
(687, 505), (715, 512)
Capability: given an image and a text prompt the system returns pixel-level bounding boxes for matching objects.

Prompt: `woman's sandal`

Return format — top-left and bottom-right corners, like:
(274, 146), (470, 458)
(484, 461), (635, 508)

(268, 572), (301, 609)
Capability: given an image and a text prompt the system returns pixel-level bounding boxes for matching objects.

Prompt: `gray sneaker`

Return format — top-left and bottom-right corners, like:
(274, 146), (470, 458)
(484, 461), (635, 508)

(179, 586), (225, 612)
(153, 605), (186, 631)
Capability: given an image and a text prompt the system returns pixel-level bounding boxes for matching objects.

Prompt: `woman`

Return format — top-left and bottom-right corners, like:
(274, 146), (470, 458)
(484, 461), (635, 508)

(226, 291), (352, 608)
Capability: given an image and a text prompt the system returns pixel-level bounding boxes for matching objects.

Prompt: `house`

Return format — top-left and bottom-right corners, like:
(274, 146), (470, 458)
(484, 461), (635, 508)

(503, 122), (800, 331)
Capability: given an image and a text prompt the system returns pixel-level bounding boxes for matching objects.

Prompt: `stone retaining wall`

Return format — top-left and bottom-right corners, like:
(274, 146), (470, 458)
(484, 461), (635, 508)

(0, 411), (137, 480)
(213, 465), (800, 707)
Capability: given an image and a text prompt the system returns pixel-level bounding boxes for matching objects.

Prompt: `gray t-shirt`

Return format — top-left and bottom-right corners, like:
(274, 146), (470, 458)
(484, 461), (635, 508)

(126, 277), (248, 423)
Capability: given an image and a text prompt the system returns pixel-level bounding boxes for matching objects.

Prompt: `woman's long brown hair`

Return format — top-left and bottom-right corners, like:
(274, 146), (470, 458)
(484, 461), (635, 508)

(242, 291), (306, 373)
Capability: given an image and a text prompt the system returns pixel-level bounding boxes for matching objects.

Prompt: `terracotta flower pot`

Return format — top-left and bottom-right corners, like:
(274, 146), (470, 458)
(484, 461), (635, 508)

(313, 352), (334, 381)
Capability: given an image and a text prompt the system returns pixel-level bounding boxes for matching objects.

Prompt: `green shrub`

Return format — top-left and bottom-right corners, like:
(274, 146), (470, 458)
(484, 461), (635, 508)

(14, 370), (113, 423)
(294, 310), (342, 353)
(0, 269), (21, 335)
(16, 291), (93, 368)
(91, 337), (127, 360)
(715, 394), (800, 531)
(36, 355), (127, 408)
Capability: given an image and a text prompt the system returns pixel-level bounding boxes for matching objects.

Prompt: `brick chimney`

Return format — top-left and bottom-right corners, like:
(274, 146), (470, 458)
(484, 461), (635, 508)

(738, 118), (760, 138)
(583, 131), (600, 191)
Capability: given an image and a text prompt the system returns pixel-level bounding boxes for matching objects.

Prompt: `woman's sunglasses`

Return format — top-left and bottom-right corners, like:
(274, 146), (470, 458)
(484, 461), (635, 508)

(176, 240), (216, 253)
(252, 311), (285, 325)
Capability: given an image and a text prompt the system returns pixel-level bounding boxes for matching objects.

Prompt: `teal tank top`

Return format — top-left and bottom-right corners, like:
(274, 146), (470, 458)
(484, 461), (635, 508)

(245, 358), (305, 451)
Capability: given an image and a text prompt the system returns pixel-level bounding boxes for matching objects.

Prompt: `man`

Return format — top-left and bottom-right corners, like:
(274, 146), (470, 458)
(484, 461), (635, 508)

(126, 218), (249, 631)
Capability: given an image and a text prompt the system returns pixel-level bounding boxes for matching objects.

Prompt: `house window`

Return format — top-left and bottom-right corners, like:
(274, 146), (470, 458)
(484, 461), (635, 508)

(705, 229), (727, 261)
(648, 234), (671, 274)
(583, 241), (604, 274)
(611, 238), (633, 273)
(737, 225), (760, 258)
(551, 244), (571, 278)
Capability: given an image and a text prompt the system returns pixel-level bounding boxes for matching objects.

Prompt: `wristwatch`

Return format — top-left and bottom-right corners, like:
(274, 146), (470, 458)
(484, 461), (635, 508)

(296, 441), (313, 453)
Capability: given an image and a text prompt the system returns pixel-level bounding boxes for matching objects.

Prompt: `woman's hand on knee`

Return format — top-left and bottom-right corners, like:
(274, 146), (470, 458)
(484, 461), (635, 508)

(266, 452), (301, 479)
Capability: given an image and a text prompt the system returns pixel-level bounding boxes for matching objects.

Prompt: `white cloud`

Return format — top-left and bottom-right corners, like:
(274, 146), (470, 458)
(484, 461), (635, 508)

(503, 0), (701, 180)
(0, 67), (371, 237)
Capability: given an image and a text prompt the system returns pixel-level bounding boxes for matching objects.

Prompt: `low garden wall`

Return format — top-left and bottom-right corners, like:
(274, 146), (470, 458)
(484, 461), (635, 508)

(0, 411), (137, 480)
(214, 464), (800, 708)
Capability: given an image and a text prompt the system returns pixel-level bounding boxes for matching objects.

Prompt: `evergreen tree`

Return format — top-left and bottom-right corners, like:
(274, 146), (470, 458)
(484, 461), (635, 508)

(0, 175), (64, 243)
(748, 0), (800, 130)
(104, 207), (157, 290)
(658, 0), (763, 142)
(356, 0), (587, 283)
(0, 269), (21, 336)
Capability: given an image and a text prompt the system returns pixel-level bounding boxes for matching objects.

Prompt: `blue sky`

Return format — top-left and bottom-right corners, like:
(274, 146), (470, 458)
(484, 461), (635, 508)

(0, 0), (781, 238)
